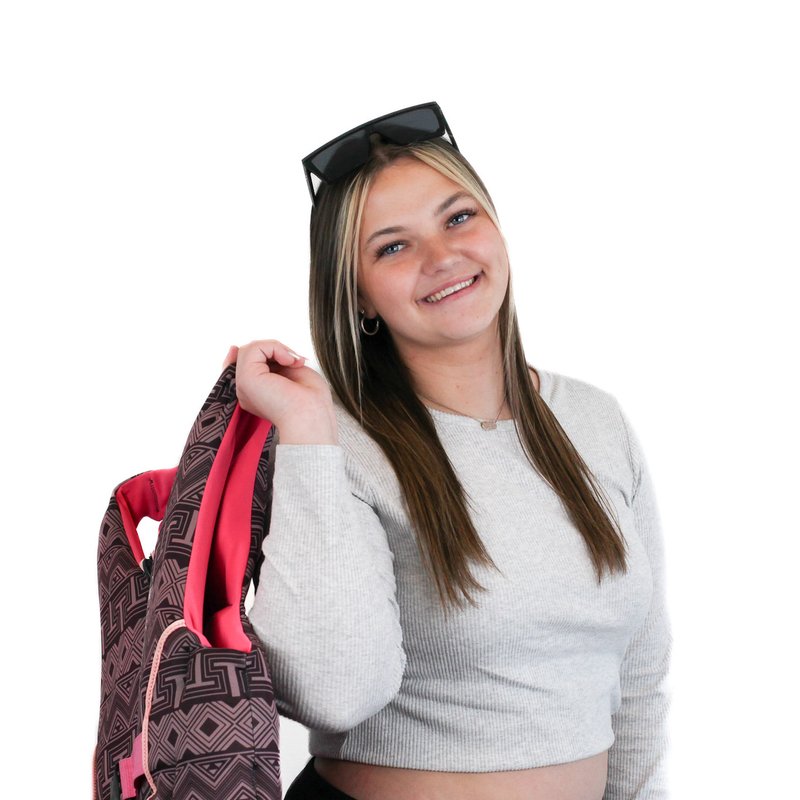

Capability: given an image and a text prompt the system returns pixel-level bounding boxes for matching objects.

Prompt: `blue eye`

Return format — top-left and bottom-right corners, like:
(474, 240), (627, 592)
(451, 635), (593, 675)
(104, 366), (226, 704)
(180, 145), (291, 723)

(375, 241), (404, 259)
(449, 208), (477, 226)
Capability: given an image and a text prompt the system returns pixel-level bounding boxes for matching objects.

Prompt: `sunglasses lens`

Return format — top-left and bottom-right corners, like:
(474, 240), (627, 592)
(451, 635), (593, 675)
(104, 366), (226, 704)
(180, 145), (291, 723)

(303, 104), (454, 203)
(374, 107), (444, 144)
(308, 130), (370, 183)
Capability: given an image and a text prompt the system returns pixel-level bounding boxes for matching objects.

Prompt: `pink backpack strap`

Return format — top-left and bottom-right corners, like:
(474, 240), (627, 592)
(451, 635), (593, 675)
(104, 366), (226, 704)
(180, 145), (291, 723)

(183, 401), (272, 650)
(117, 733), (143, 799)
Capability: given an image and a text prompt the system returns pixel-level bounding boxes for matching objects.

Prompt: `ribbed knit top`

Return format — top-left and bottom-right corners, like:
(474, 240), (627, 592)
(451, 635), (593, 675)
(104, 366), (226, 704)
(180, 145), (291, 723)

(248, 367), (671, 799)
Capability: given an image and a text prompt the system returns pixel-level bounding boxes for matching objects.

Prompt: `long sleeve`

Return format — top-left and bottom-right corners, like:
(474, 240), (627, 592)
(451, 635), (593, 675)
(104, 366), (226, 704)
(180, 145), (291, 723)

(248, 440), (406, 733)
(605, 406), (673, 799)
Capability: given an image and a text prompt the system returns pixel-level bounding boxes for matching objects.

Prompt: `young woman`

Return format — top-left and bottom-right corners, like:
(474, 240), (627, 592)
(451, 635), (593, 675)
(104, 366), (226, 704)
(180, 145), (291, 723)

(225, 102), (671, 800)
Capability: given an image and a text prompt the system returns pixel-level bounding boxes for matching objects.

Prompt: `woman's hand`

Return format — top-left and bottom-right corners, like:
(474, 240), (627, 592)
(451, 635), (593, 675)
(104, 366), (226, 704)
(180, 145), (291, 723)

(222, 341), (338, 444)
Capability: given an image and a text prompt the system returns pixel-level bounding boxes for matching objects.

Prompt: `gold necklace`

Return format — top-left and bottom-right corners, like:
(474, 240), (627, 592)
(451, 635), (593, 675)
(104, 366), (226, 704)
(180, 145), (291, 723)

(417, 392), (509, 430)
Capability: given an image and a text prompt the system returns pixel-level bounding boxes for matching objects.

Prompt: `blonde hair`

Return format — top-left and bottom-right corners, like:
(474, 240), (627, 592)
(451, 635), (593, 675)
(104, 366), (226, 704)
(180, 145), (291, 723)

(309, 137), (627, 615)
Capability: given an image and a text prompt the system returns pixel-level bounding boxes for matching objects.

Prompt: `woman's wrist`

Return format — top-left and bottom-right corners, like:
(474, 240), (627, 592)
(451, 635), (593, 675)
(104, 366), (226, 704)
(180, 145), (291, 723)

(277, 414), (339, 445)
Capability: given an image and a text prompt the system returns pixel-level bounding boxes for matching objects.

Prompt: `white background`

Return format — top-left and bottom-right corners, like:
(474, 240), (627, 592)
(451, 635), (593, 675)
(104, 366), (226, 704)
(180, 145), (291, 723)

(2, 1), (798, 797)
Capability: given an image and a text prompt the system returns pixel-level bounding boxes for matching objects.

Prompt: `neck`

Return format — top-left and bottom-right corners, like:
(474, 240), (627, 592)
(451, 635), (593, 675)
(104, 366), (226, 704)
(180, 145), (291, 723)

(398, 334), (511, 421)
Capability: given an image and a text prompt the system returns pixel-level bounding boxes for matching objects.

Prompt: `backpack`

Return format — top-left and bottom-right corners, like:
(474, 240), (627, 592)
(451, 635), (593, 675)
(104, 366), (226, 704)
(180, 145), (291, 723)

(93, 365), (282, 800)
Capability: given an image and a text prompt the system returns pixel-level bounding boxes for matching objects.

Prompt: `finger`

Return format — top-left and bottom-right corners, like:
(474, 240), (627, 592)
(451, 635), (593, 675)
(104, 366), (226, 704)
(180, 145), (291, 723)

(269, 344), (307, 366)
(287, 350), (307, 366)
(222, 345), (239, 370)
(241, 340), (306, 369)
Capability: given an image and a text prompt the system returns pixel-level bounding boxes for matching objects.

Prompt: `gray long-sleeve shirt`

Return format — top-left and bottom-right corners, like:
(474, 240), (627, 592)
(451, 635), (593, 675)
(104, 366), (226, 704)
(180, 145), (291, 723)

(249, 367), (672, 799)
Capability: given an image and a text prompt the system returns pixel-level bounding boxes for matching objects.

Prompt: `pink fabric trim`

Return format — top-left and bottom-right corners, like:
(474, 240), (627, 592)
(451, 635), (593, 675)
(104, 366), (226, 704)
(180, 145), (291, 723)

(142, 619), (187, 798)
(92, 744), (98, 800)
(184, 405), (272, 651)
(118, 733), (144, 799)
(115, 468), (178, 566)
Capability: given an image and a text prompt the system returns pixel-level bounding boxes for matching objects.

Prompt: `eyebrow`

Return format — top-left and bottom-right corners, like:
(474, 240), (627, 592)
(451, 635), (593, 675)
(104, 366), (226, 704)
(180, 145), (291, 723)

(364, 191), (473, 247)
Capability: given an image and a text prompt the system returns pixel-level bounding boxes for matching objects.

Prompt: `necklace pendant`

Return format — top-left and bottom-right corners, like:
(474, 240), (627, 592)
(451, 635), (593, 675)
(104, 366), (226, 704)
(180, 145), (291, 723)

(480, 420), (497, 431)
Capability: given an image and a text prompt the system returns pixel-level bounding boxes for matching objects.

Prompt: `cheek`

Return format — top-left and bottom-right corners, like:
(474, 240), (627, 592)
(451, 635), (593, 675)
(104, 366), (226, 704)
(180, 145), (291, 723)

(468, 226), (504, 258)
(369, 266), (417, 301)
(357, 273), (388, 314)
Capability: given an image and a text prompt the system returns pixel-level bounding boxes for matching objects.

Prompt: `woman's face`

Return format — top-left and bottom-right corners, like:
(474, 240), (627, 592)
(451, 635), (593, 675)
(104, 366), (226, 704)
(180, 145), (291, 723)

(356, 157), (509, 362)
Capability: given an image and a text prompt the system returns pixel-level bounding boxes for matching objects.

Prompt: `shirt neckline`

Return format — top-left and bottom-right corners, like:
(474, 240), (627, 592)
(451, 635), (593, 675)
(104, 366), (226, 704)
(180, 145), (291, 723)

(424, 367), (552, 430)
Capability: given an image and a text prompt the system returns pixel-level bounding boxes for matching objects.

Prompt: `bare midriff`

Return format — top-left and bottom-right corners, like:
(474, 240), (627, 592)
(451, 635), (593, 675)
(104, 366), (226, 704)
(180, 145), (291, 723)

(313, 750), (609, 800)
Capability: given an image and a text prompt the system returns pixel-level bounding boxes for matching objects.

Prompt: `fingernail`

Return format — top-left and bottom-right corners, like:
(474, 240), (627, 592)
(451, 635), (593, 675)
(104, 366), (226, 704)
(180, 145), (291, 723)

(288, 350), (305, 360)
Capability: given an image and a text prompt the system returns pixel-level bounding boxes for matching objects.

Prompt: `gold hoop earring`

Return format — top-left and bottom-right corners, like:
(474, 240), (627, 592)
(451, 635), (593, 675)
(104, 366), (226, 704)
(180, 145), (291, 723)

(360, 314), (380, 336)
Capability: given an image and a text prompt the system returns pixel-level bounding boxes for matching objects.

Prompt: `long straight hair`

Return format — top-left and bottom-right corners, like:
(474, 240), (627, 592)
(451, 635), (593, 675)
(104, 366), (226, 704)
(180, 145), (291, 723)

(309, 137), (627, 616)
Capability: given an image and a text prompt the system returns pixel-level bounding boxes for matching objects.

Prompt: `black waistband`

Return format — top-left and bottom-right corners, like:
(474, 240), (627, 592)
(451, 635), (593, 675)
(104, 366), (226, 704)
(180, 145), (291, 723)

(285, 758), (357, 800)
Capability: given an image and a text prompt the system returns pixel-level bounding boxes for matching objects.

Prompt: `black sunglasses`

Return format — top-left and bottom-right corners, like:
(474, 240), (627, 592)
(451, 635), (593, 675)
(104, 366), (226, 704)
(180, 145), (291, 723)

(301, 101), (459, 206)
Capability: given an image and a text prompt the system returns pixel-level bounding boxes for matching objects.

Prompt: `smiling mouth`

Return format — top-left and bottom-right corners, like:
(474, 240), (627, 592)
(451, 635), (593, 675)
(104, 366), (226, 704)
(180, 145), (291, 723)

(422, 274), (480, 303)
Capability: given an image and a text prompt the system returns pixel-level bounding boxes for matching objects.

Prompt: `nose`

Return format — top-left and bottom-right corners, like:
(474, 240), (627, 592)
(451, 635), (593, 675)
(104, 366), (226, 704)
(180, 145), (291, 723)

(419, 231), (460, 275)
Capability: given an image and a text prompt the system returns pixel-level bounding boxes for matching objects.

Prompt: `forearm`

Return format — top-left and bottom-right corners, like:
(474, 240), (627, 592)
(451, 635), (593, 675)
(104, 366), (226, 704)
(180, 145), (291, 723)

(249, 443), (406, 732)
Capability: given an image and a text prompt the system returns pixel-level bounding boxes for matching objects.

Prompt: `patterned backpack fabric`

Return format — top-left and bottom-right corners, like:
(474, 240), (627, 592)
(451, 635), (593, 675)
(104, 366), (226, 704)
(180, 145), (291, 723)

(93, 365), (282, 800)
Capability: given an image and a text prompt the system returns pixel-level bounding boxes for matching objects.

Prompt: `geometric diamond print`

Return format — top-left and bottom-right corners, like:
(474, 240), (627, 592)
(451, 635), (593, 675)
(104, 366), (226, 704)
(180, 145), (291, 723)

(198, 758), (225, 778)
(93, 366), (281, 799)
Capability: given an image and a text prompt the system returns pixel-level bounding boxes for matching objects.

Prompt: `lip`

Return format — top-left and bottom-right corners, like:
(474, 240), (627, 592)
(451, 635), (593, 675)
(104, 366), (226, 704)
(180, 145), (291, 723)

(418, 272), (482, 303)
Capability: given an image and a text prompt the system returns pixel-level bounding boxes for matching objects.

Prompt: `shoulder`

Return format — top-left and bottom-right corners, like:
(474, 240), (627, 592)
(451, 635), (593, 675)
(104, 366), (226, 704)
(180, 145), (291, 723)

(539, 367), (637, 499)
(330, 392), (401, 503)
(331, 393), (392, 470)
(540, 366), (622, 419)
(331, 393), (377, 455)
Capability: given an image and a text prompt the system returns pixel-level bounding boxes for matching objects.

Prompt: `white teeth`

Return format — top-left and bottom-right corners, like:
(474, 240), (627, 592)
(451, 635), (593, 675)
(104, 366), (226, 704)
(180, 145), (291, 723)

(424, 276), (477, 303)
